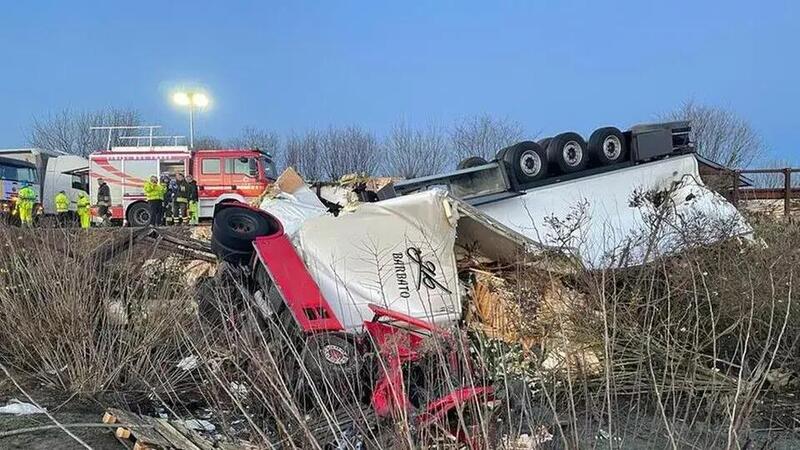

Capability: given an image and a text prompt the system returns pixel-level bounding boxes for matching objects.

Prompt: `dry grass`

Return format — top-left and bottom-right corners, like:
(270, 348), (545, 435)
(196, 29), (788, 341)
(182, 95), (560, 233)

(0, 219), (797, 449)
(0, 228), (196, 400)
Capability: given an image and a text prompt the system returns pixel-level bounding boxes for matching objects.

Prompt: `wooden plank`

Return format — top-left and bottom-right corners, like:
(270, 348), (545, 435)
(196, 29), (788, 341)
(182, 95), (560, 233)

(107, 409), (173, 449)
(167, 421), (217, 450)
(153, 419), (203, 450)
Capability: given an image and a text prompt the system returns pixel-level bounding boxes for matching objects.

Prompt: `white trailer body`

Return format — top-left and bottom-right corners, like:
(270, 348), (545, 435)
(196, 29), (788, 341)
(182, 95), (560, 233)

(392, 122), (753, 268)
(476, 154), (752, 267)
(0, 148), (89, 214)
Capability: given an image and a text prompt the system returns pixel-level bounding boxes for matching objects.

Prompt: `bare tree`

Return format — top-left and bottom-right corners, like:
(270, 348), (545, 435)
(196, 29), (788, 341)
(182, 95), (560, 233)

(385, 122), (450, 178)
(449, 114), (524, 162)
(228, 126), (280, 155)
(749, 157), (800, 188)
(664, 100), (763, 168)
(192, 136), (225, 150)
(28, 108), (142, 157)
(321, 126), (382, 180)
(284, 130), (323, 180)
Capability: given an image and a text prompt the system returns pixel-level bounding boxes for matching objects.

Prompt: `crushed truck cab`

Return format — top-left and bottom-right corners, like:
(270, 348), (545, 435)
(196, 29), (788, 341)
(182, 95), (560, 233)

(206, 187), (521, 448)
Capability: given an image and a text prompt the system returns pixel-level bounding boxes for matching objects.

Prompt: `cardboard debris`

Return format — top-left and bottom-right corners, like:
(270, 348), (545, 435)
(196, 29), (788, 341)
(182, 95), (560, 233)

(469, 271), (533, 347)
(463, 260), (601, 378)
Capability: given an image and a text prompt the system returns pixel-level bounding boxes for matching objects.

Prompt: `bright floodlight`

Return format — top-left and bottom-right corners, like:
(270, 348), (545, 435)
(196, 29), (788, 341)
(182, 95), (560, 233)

(192, 93), (209, 108)
(172, 92), (191, 106)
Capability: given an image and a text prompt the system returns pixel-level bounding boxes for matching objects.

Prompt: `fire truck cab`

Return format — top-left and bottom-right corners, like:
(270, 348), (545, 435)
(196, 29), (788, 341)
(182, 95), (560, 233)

(89, 145), (276, 226)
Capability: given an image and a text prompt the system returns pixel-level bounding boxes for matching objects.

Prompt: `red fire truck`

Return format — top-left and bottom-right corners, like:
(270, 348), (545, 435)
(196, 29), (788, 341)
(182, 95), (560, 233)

(89, 144), (276, 226)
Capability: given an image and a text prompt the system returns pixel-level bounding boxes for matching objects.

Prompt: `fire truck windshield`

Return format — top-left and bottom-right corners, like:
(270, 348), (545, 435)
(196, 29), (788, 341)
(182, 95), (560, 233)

(259, 156), (277, 180)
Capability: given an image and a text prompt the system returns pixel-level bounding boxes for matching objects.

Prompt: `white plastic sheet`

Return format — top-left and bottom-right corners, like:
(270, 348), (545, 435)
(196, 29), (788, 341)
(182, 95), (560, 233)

(0, 399), (46, 415)
(478, 154), (752, 268)
(295, 190), (461, 330)
(259, 187), (329, 237)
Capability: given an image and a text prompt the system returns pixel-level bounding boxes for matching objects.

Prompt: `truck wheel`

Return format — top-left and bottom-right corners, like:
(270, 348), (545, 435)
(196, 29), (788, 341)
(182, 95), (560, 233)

(127, 202), (151, 227)
(302, 334), (360, 400)
(212, 206), (278, 251)
(502, 141), (548, 184)
(537, 137), (552, 152)
(456, 156), (489, 170)
(211, 237), (253, 265)
(547, 132), (588, 173)
(589, 127), (628, 165)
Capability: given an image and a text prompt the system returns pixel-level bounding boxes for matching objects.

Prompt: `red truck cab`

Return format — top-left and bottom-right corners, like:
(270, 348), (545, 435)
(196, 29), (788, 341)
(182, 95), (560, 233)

(191, 149), (277, 214)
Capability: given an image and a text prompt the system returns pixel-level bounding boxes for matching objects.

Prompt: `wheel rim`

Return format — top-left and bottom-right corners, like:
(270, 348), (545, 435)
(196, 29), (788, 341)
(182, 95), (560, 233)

(519, 150), (542, 176)
(603, 135), (622, 160)
(322, 344), (349, 365)
(562, 141), (583, 167)
(227, 214), (257, 234)
(135, 208), (150, 225)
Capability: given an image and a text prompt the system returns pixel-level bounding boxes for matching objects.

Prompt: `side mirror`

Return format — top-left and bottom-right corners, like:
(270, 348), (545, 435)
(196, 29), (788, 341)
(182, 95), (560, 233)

(239, 157), (249, 163)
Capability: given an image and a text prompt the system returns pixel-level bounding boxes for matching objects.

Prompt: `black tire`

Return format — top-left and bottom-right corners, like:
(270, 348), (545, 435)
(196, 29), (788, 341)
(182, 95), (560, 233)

(547, 132), (588, 173)
(501, 141), (548, 184)
(211, 236), (253, 265)
(126, 202), (151, 227)
(456, 156), (489, 170)
(301, 333), (361, 399)
(589, 126), (628, 165)
(212, 206), (279, 251)
(537, 137), (552, 152)
(494, 147), (509, 161)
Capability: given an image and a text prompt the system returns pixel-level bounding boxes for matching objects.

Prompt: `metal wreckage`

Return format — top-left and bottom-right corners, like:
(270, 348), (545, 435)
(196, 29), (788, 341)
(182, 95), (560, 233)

(196, 121), (752, 448)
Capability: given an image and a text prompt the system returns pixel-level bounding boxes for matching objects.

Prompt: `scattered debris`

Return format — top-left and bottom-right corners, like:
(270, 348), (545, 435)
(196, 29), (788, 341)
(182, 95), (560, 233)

(258, 167), (329, 236)
(177, 355), (200, 371)
(180, 419), (216, 433)
(103, 408), (227, 450)
(0, 399), (47, 415)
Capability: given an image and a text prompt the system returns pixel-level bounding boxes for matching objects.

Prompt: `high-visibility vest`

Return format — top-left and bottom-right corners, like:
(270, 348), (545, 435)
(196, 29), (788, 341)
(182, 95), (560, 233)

(18, 186), (36, 202)
(55, 193), (70, 213)
(76, 196), (90, 213)
(143, 181), (166, 201)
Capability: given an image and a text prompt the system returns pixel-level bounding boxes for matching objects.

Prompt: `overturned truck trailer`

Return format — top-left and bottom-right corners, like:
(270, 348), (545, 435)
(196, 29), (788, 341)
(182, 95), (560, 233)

(393, 121), (752, 267)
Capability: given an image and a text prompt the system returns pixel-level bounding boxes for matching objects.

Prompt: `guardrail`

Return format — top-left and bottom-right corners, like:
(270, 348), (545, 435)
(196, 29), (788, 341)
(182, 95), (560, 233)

(728, 168), (800, 217)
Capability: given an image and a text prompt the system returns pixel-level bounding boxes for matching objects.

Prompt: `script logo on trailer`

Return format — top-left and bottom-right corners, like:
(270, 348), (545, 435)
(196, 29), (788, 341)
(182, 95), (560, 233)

(393, 247), (452, 299)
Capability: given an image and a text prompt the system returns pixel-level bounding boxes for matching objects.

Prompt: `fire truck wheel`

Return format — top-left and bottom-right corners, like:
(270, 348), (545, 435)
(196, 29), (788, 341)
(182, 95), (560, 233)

(456, 156), (489, 170)
(126, 202), (151, 227)
(302, 334), (360, 397)
(589, 126), (628, 165)
(547, 132), (588, 173)
(210, 237), (253, 265)
(502, 141), (548, 184)
(213, 206), (279, 251)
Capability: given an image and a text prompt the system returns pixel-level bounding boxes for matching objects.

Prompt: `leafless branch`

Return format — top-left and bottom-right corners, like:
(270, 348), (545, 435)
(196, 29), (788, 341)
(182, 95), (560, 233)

(663, 100), (763, 168)
(320, 126), (382, 180)
(284, 130), (324, 180)
(385, 121), (450, 178)
(449, 114), (524, 162)
(28, 108), (142, 157)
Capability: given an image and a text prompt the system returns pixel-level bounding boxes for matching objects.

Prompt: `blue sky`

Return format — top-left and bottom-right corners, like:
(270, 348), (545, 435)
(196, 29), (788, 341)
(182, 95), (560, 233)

(0, 0), (797, 163)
